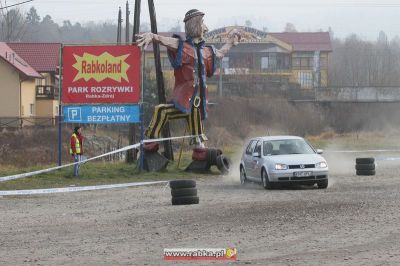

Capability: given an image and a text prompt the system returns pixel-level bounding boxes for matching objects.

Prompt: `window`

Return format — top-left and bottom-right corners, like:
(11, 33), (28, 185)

(298, 72), (313, 88)
(30, 104), (35, 115)
(292, 58), (301, 68)
(35, 78), (45, 86)
(269, 53), (277, 69)
(222, 57), (229, 69)
(261, 57), (269, 69)
(37, 86), (44, 94)
(320, 57), (328, 69)
(45, 75), (51, 85)
(263, 141), (273, 156)
(254, 141), (262, 154)
(245, 140), (257, 155)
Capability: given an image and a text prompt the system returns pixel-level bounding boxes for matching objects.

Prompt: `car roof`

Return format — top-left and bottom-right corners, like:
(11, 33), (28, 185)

(250, 135), (304, 142)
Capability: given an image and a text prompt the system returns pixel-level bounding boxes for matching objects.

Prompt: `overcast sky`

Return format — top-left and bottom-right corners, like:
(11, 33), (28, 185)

(12, 0), (400, 40)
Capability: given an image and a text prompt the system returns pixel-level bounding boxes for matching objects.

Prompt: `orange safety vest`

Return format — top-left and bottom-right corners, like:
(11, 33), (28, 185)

(69, 133), (81, 155)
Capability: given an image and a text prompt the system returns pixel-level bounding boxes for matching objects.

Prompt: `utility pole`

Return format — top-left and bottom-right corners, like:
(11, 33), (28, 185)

(125, 1), (130, 44)
(117, 7), (122, 44)
(219, 59), (223, 97)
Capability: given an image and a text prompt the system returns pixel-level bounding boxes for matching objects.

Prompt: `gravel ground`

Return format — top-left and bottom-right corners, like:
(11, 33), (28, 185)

(1, 152), (400, 265)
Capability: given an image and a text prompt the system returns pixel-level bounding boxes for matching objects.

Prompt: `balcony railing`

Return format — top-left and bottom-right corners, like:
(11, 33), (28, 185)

(36, 85), (59, 99)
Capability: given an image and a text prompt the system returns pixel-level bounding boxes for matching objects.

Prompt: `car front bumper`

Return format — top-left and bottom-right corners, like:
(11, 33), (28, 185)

(268, 169), (329, 182)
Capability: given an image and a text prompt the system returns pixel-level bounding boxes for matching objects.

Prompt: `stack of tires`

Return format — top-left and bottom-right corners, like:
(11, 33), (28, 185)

(169, 180), (199, 205)
(356, 157), (375, 176)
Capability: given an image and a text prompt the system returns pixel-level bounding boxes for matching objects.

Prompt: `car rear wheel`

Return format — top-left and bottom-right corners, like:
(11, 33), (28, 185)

(261, 169), (273, 190)
(240, 167), (247, 185)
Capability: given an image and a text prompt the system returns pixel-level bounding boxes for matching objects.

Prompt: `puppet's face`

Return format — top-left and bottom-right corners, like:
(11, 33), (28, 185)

(201, 19), (209, 38)
(185, 15), (207, 39)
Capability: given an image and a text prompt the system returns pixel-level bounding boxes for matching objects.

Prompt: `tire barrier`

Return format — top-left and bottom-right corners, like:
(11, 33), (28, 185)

(186, 148), (231, 174)
(355, 157), (376, 176)
(216, 154), (231, 175)
(170, 179), (199, 205)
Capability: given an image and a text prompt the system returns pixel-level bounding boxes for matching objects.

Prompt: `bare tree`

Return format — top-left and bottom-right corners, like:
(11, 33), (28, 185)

(0, 1), (26, 41)
(284, 22), (297, 32)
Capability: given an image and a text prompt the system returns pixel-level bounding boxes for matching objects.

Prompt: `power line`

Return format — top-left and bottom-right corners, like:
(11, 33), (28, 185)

(0, 0), (34, 10)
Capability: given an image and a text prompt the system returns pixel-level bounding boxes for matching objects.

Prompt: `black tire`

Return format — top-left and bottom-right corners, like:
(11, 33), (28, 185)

(356, 157), (375, 164)
(240, 166), (247, 185)
(216, 155), (231, 175)
(207, 149), (219, 166)
(355, 163), (375, 170)
(171, 196), (199, 205)
(317, 179), (328, 189)
(169, 179), (196, 189)
(261, 169), (273, 189)
(171, 188), (197, 197)
(356, 169), (376, 176)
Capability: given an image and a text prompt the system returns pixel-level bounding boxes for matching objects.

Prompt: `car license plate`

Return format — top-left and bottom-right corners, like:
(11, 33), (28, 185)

(294, 171), (312, 177)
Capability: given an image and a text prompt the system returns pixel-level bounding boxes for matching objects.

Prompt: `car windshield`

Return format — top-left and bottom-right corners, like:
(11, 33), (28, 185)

(263, 139), (315, 156)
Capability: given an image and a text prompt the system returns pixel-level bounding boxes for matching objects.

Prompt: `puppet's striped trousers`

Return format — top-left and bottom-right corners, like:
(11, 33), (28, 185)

(145, 104), (207, 145)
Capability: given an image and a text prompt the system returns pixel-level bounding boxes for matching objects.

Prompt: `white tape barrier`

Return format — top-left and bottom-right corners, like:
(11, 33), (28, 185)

(327, 149), (400, 153)
(0, 134), (202, 183)
(376, 156), (400, 161)
(0, 181), (168, 196)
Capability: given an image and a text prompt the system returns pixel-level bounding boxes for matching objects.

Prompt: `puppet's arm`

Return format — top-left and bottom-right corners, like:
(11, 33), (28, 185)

(215, 29), (241, 59)
(136, 33), (179, 51)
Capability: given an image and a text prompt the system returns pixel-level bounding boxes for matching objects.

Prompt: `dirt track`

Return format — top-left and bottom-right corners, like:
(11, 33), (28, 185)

(1, 152), (400, 265)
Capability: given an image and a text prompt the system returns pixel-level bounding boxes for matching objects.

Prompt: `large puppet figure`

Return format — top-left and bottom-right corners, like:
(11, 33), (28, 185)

(137, 9), (240, 148)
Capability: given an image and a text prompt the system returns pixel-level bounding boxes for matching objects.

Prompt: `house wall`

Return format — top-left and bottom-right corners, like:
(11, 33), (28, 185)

(35, 72), (59, 118)
(36, 99), (59, 117)
(0, 60), (20, 117)
(20, 79), (36, 117)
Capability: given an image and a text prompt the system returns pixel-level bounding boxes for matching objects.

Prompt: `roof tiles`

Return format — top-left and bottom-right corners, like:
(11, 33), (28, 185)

(0, 42), (41, 78)
(7, 43), (61, 72)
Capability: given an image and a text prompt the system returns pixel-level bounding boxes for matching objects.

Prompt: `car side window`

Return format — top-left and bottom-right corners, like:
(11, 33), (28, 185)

(263, 141), (273, 156)
(245, 140), (257, 155)
(254, 141), (262, 155)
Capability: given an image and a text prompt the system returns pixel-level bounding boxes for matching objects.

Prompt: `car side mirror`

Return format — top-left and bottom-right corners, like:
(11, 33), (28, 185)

(316, 149), (323, 154)
(252, 152), (261, 158)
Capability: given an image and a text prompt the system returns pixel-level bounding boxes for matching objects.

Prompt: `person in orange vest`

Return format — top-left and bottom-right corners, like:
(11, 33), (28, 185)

(70, 126), (84, 176)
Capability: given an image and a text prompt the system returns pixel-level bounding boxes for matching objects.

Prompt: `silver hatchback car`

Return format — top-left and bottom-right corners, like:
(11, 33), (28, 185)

(240, 136), (329, 189)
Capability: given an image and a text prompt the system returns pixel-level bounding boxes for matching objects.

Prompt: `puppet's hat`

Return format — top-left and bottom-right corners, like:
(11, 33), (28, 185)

(183, 9), (204, 22)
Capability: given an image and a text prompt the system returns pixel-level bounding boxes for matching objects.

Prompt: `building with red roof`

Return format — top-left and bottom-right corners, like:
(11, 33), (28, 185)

(0, 42), (61, 125)
(0, 42), (42, 124)
(145, 27), (332, 93)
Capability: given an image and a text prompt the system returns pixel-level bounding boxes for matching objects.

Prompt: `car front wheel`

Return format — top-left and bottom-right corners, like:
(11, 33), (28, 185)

(240, 167), (247, 185)
(261, 169), (273, 190)
(317, 179), (328, 189)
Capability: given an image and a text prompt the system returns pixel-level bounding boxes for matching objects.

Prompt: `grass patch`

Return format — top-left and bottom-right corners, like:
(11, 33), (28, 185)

(306, 132), (400, 150)
(0, 150), (230, 191)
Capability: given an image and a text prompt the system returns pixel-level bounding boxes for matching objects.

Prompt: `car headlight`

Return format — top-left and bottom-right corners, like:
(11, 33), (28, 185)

(316, 161), (328, 168)
(275, 163), (288, 170)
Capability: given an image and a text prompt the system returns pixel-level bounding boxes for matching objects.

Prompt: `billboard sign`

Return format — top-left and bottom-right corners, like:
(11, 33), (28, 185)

(63, 104), (140, 124)
(62, 45), (141, 104)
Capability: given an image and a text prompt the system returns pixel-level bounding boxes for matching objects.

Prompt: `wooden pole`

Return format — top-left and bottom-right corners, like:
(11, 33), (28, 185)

(148, 0), (174, 160)
(126, 0), (142, 163)
(132, 0), (141, 42)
